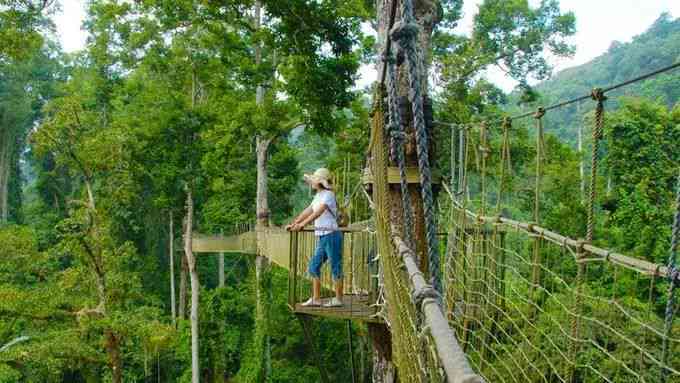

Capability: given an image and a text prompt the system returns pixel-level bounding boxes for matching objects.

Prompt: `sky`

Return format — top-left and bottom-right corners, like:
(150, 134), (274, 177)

(54, 0), (680, 92)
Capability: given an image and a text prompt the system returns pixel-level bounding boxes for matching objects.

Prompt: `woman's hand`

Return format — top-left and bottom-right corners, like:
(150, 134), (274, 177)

(285, 223), (294, 231)
(291, 223), (304, 232)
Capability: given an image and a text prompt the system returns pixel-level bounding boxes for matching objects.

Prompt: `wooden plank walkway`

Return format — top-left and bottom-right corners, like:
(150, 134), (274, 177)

(291, 294), (382, 323)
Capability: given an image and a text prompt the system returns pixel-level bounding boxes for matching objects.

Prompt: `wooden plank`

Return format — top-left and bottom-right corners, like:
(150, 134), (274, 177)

(293, 294), (382, 323)
(192, 232), (256, 254)
(362, 166), (442, 185)
(192, 229), (291, 269)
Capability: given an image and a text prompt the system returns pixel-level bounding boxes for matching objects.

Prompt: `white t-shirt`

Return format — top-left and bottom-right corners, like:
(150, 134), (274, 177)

(310, 189), (338, 236)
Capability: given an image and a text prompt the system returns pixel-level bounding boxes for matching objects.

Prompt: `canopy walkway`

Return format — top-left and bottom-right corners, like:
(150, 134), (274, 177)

(193, 225), (382, 323)
(190, 66), (680, 383)
(190, 2), (680, 379)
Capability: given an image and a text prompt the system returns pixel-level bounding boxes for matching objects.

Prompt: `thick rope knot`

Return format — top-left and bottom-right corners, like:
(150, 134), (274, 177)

(502, 116), (512, 131)
(534, 107), (546, 120)
(390, 21), (419, 46)
(591, 88), (608, 103)
(575, 239), (587, 255)
(412, 286), (440, 310)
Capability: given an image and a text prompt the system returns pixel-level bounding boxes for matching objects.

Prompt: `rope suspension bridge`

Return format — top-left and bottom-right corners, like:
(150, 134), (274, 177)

(190, 2), (680, 381)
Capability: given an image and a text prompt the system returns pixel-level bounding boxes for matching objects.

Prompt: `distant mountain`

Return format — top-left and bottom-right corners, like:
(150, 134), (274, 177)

(510, 13), (680, 143)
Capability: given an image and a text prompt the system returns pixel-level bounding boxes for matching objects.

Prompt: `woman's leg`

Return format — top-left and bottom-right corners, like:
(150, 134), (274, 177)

(313, 278), (321, 301)
(335, 278), (343, 300)
(307, 235), (328, 303)
(329, 231), (344, 300)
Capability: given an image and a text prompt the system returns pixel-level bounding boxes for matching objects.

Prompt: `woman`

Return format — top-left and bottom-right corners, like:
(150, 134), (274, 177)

(286, 168), (344, 307)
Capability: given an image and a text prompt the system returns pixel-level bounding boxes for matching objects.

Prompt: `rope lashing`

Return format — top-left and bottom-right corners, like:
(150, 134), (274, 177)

(587, 88), (607, 242)
(496, 118), (512, 214)
(531, 108), (545, 302)
(661, 173), (680, 382)
(412, 285), (441, 310)
(390, 0), (441, 294)
(479, 122), (489, 216)
(533, 107), (545, 223)
(386, 51), (415, 252)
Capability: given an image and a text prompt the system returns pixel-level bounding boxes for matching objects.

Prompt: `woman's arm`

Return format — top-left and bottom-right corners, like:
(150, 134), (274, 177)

(286, 207), (313, 230)
(292, 203), (327, 231)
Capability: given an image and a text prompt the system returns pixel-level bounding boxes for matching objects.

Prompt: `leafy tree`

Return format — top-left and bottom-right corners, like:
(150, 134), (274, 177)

(603, 98), (680, 264)
(0, 0), (55, 60)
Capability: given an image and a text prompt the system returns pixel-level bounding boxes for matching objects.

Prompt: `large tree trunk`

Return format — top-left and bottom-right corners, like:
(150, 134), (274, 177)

(184, 188), (200, 383)
(369, 323), (396, 383)
(373, 1), (440, 381)
(169, 212), (177, 323)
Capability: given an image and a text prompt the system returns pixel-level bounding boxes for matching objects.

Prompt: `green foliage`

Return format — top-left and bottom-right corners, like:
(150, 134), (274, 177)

(0, 0), (54, 61)
(434, 0), (576, 125)
(602, 98), (680, 263)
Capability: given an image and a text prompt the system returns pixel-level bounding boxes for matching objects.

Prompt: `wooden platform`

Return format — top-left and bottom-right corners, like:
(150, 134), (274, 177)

(291, 294), (382, 323)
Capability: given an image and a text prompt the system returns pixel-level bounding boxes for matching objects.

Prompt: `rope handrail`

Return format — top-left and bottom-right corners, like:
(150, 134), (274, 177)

(507, 60), (680, 123)
(392, 233), (483, 383)
(443, 190), (676, 282)
(433, 61), (680, 129)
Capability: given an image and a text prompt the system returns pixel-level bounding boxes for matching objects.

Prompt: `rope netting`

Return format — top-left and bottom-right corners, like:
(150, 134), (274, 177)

(440, 71), (680, 381)
(444, 206), (680, 382)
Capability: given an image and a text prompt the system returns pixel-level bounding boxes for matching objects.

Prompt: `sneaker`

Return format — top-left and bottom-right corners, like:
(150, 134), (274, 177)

(323, 297), (344, 308)
(301, 297), (321, 307)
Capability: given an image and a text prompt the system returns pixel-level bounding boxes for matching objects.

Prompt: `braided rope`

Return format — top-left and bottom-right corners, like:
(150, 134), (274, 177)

(661, 172), (680, 381)
(391, 0), (441, 294)
(531, 109), (545, 302)
(587, 88), (607, 242)
(386, 53), (415, 251)
(479, 122), (489, 216)
(495, 118), (512, 214)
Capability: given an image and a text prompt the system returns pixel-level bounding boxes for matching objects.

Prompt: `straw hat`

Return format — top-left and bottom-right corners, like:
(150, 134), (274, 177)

(304, 168), (332, 189)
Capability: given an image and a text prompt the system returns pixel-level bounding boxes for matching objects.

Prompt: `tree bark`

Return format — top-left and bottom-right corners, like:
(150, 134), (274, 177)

(179, 253), (188, 320)
(170, 212), (177, 323)
(184, 187), (200, 383)
(105, 330), (123, 383)
(0, 129), (12, 224)
(219, 250), (225, 288)
(254, 0), (272, 379)
(368, 323), (396, 383)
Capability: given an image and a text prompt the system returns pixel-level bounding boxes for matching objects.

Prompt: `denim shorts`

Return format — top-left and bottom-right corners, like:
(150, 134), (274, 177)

(308, 231), (343, 280)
